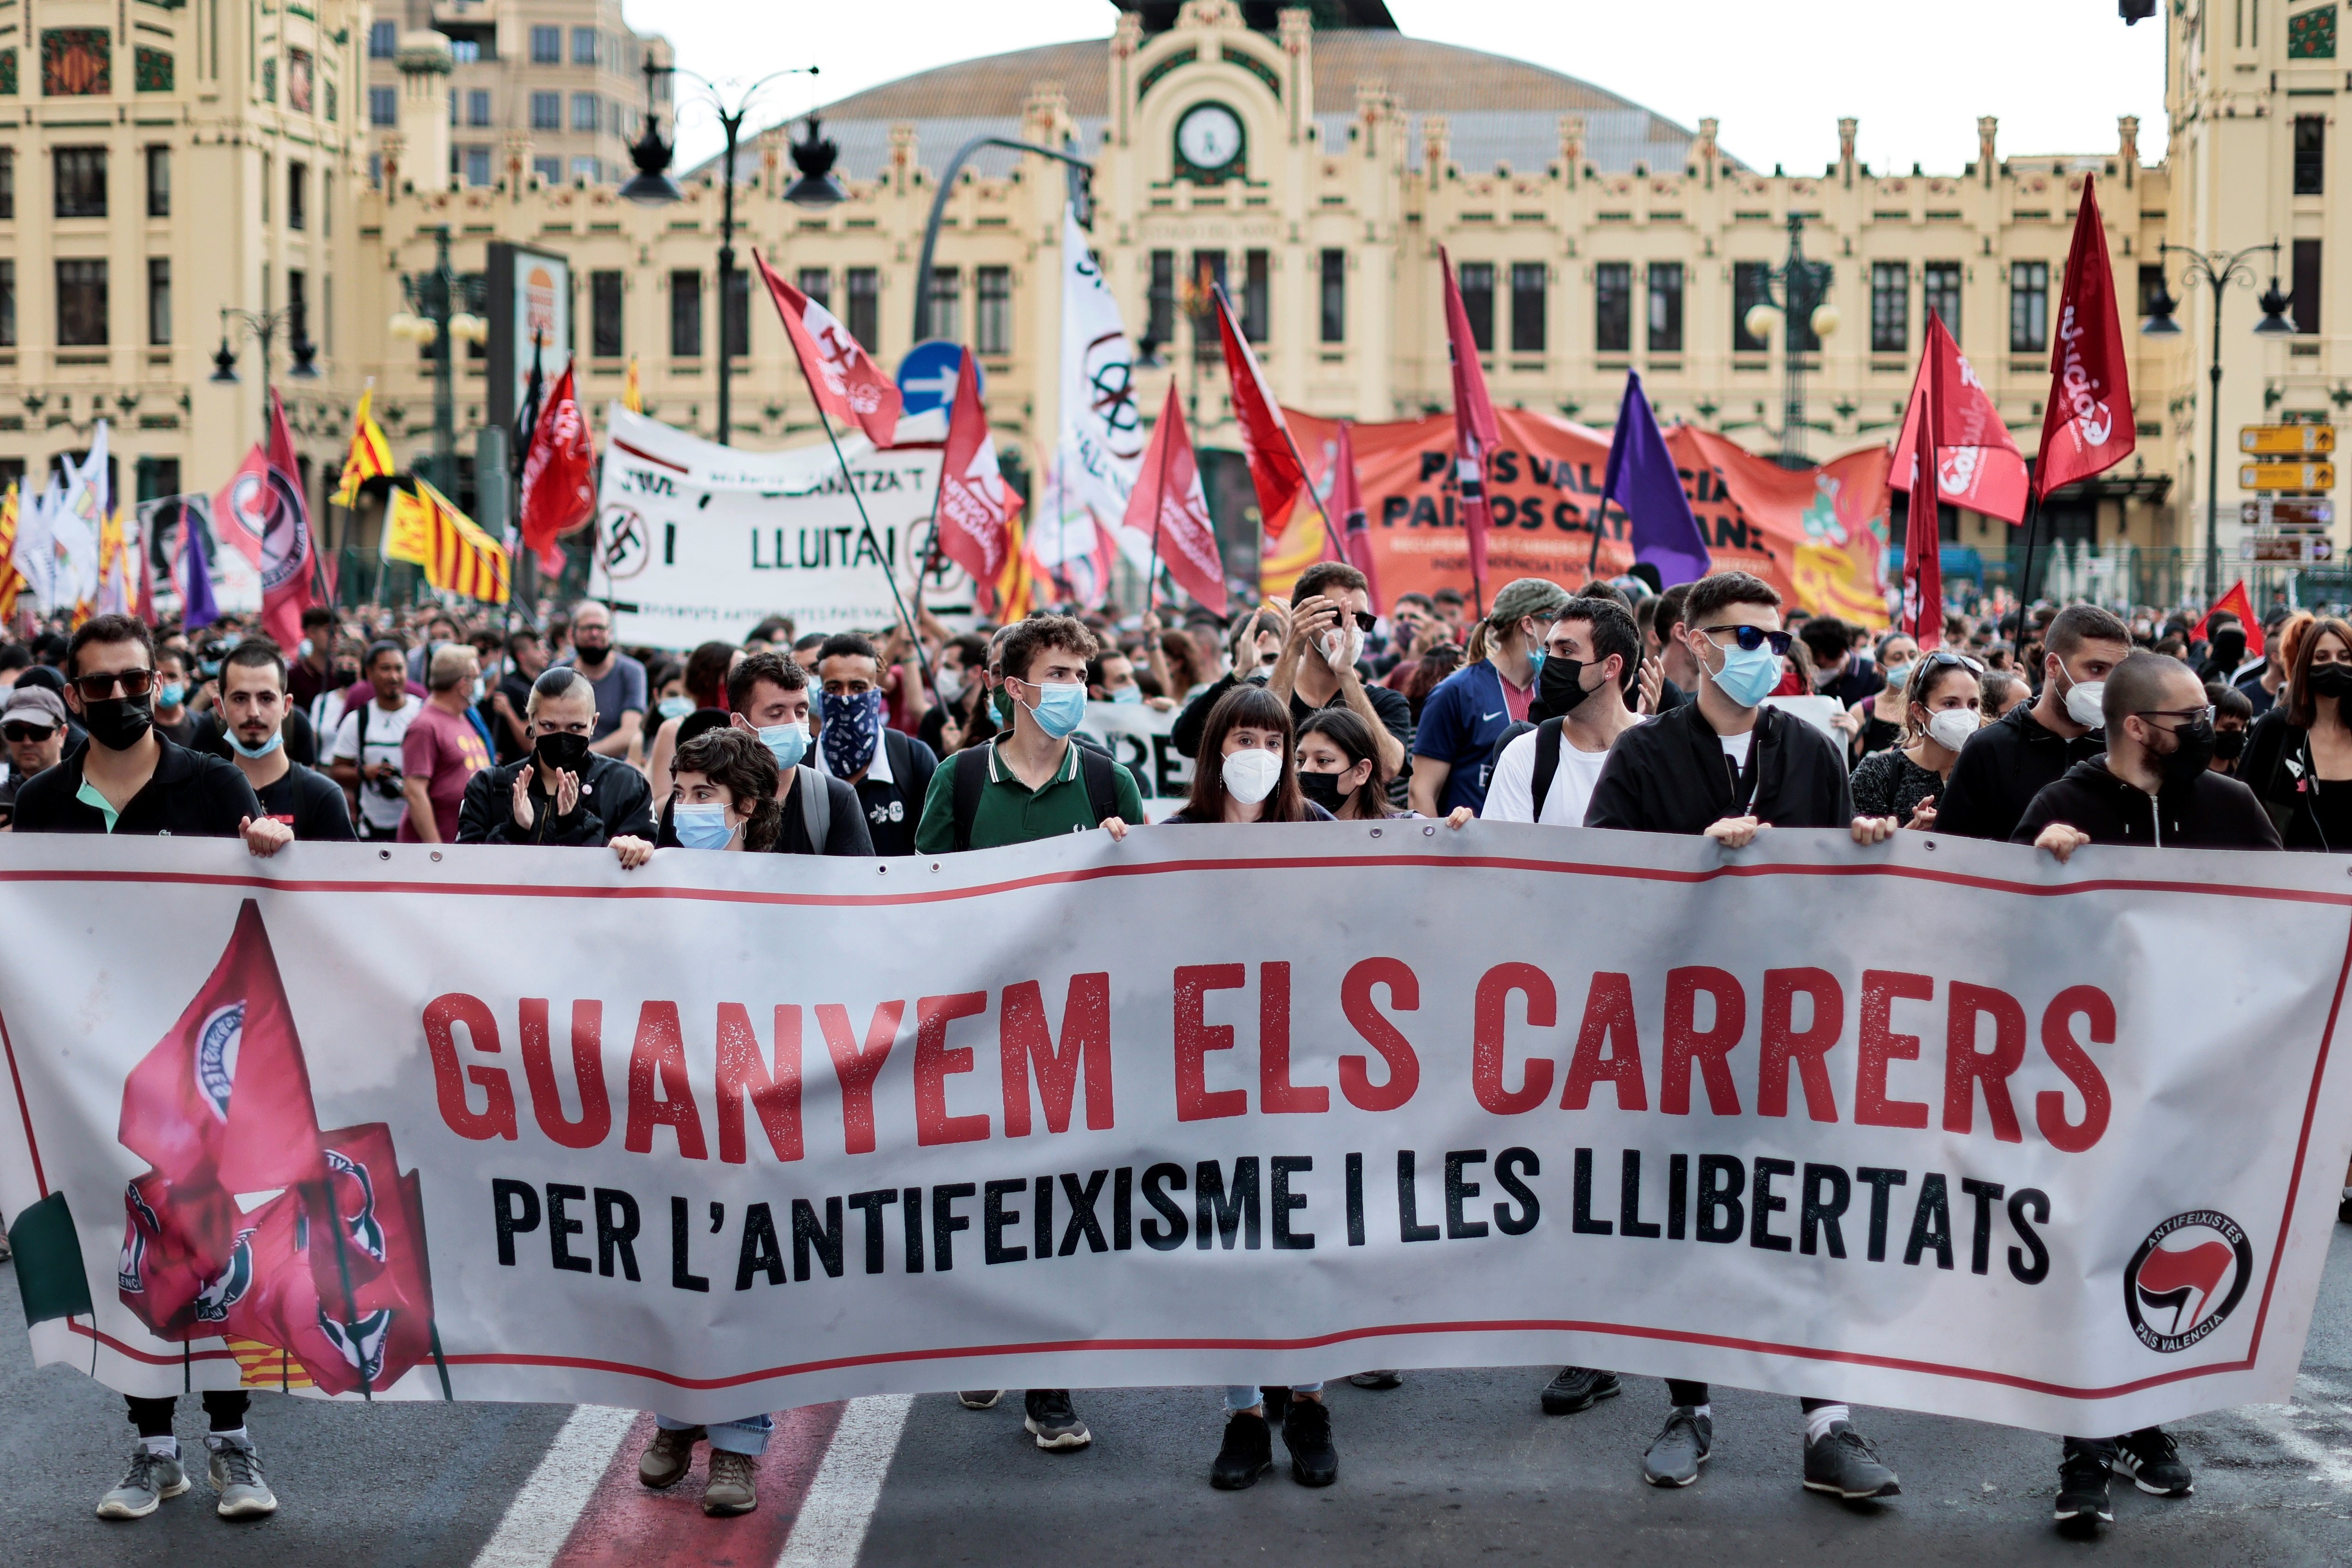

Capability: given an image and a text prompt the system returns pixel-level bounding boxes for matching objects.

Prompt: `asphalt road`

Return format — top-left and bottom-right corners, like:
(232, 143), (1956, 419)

(4, 1224), (2350, 1568)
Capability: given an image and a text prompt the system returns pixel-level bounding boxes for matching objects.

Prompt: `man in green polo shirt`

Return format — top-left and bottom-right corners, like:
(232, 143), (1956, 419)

(915, 614), (1141, 855)
(912, 613), (1137, 1450)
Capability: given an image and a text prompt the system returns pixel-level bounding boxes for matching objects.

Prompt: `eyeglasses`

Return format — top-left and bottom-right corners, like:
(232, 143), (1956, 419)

(2, 722), (59, 743)
(2138, 705), (2216, 727)
(1702, 624), (1794, 656)
(69, 668), (156, 702)
(1352, 610), (1378, 633)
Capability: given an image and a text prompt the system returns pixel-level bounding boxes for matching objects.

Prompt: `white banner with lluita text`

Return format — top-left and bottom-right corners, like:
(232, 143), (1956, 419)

(1, 826), (2347, 1434)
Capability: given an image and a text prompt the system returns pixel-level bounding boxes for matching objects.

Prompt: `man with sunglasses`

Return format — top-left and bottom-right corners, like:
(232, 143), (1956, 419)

(0, 685), (70, 829)
(1585, 572), (1901, 1501)
(2014, 649), (2274, 1530)
(1266, 561), (1413, 785)
(1936, 604), (2132, 843)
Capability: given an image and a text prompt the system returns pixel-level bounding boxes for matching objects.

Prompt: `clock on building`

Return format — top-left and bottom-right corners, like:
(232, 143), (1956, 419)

(1175, 103), (1244, 181)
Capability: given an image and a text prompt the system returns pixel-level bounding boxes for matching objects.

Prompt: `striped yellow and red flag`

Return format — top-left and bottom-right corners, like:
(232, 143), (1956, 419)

(334, 386), (396, 507)
(225, 1336), (316, 1390)
(0, 483), (19, 622)
(387, 479), (511, 604)
(623, 356), (643, 414)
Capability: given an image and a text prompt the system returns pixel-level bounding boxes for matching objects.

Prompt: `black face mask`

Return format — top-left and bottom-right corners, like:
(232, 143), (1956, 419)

(80, 695), (154, 752)
(2308, 663), (2352, 701)
(2214, 728), (2246, 762)
(1538, 655), (1595, 716)
(534, 732), (591, 775)
(1298, 770), (1351, 813)
(2156, 718), (2216, 789)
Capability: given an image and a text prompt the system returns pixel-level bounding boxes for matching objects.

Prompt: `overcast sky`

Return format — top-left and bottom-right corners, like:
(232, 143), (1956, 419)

(632, 1), (2170, 176)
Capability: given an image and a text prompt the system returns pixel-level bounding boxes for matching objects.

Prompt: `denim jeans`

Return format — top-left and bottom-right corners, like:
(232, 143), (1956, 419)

(656, 1412), (773, 1455)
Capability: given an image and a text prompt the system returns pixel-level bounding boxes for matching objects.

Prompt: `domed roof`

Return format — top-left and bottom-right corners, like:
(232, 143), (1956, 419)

(697, 32), (1711, 182)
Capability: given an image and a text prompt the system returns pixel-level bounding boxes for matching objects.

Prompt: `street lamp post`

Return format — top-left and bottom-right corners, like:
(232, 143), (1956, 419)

(386, 226), (488, 496)
(910, 136), (1093, 344)
(208, 305), (320, 429)
(2139, 241), (2296, 603)
(1739, 214), (1840, 469)
(621, 62), (821, 446)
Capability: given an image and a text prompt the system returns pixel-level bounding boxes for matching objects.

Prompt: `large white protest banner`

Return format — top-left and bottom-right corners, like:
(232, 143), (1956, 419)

(3, 827), (2347, 1436)
(589, 405), (965, 647)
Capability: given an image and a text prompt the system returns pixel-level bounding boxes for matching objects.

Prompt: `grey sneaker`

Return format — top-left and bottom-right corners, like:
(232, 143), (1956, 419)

(956, 1390), (1004, 1409)
(207, 1435), (277, 1519)
(1641, 1407), (1713, 1487)
(96, 1447), (190, 1520)
(639, 1425), (703, 1489)
(1022, 1389), (1092, 1450)
(1802, 1422), (1901, 1500)
(701, 1449), (758, 1516)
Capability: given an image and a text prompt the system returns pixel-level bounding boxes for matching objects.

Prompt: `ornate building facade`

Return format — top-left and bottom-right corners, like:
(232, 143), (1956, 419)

(0, 0), (2338, 607)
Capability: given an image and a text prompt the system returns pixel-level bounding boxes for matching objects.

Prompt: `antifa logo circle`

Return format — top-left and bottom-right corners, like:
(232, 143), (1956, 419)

(196, 1002), (246, 1123)
(2124, 1211), (2254, 1353)
(1083, 333), (1143, 459)
(223, 469), (310, 590)
(599, 505), (650, 582)
(192, 1228), (258, 1324)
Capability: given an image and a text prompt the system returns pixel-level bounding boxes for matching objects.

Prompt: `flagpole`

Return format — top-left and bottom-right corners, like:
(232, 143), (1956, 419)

(2012, 490), (2045, 624)
(1143, 393), (1178, 616)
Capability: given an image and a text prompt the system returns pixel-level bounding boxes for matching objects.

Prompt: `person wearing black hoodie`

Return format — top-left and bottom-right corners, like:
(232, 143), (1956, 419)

(2013, 648), (2275, 1533)
(1936, 604), (2132, 843)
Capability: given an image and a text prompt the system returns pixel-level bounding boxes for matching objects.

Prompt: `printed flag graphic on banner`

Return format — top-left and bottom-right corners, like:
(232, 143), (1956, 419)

(220, 1170), (434, 1397)
(2035, 173), (2136, 499)
(933, 348), (1016, 607)
(1441, 247), (1503, 601)
(117, 1169), (240, 1338)
(118, 900), (327, 1196)
(1894, 321), (2028, 526)
(753, 250), (902, 449)
(1122, 383), (1227, 614)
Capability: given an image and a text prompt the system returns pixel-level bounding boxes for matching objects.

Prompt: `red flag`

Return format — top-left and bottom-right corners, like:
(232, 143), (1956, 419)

(1893, 323), (2029, 525)
(117, 1170), (240, 1339)
(1440, 247), (1503, 602)
(260, 389), (316, 651)
(221, 1176), (434, 1397)
(2194, 580), (2263, 655)
(211, 446), (271, 571)
(2035, 175), (2135, 498)
(1900, 314), (1952, 649)
(119, 900), (328, 1195)
(1331, 421), (1385, 613)
(752, 250), (902, 448)
(1212, 285), (1310, 550)
(519, 361), (597, 561)
(305, 1122), (406, 1301)
(933, 348), (1016, 605)
(1123, 384), (1228, 615)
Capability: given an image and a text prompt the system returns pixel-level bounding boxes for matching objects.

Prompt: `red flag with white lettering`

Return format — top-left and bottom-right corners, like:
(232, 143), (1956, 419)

(1213, 285), (1309, 551)
(2035, 175), (2136, 499)
(1893, 325), (2028, 525)
(1440, 247), (1503, 602)
(1901, 314), (1954, 648)
(752, 250), (902, 448)
(1123, 383), (1227, 614)
(1331, 421), (1384, 613)
(933, 348), (1015, 608)
(519, 361), (596, 566)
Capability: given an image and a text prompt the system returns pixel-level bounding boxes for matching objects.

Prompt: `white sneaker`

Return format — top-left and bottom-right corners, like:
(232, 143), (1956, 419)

(96, 1447), (189, 1520)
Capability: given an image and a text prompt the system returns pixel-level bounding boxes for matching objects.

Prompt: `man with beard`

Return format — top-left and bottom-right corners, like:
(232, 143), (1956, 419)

(215, 640), (354, 841)
(457, 667), (656, 846)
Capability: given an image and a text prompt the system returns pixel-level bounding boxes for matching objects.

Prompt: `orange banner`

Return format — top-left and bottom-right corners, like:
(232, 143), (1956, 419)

(1271, 408), (1893, 630)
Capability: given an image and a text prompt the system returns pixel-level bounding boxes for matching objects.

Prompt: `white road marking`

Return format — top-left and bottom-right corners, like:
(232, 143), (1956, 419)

(775, 1395), (915, 1568)
(471, 1404), (638, 1568)
(2233, 1376), (2352, 1493)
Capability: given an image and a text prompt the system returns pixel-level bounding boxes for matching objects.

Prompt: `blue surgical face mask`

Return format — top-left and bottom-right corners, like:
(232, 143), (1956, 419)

(756, 719), (810, 770)
(674, 802), (736, 849)
(227, 729), (284, 759)
(1023, 680), (1088, 740)
(1706, 638), (1783, 710)
(658, 695), (694, 722)
(1108, 685), (1143, 706)
(158, 683), (185, 709)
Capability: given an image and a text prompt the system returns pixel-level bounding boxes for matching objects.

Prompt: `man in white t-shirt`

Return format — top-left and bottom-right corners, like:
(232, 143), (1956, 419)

(1484, 598), (1645, 827)
(327, 640), (424, 839)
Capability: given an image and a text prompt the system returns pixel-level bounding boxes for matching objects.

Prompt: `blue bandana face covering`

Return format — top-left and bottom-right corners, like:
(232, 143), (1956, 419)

(820, 689), (885, 777)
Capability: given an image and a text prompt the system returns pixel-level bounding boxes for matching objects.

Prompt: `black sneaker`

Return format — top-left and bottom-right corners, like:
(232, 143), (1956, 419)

(1641, 1407), (1712, 1487)
(1802, 1422), (1901, 1499)
(1349, 1370), (1403, 1390)
(2339, 1194), (2352, 1225)
(2054, 1447), (2114, 1526)
(2115, 1426), (2194, 1497)
(1281, 1396), (1338, 1486)
(1022, 1389), (1091, 1450)
(1211, 1411), (1274, 1490)
(1541, 1366), (1622, 1415)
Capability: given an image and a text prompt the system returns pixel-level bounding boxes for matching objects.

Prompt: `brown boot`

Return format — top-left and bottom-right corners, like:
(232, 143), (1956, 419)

(702, 1449), (758, 1516)
(639, 1425), (703, 1489)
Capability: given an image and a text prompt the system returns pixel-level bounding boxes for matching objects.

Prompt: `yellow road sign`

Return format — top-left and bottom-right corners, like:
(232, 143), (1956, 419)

(2241, 461), (2336, 492)
(2241, 424), (2338, 455)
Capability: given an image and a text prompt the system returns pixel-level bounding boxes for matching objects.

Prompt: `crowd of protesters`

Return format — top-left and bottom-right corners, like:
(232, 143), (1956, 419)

(0, 564), (2332, 1535)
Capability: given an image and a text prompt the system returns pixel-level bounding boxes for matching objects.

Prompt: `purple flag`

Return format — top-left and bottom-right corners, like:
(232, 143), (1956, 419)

(178, 500), (220, 631)
(1602, 370), (1711, 588)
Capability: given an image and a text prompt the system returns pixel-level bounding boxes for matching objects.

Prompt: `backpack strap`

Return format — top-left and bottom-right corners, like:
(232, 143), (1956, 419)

(1076, 745), (1119, 828)
(795, 765), (831, 851)
(950, 744), (989, 851)
(1531, 716), (1566, 820)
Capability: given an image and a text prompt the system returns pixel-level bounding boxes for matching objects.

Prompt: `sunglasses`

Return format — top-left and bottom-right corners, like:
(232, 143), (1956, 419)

(1910, 649), (1986, 684)
(69, 668), (156, 701)
(1351, 610), (1378, 633)
(2, 722), (59, 743)
(1703, 624), (1794, 656)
